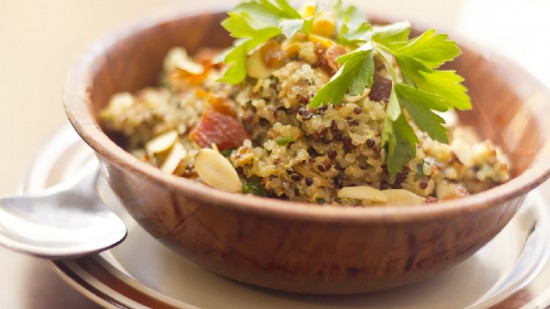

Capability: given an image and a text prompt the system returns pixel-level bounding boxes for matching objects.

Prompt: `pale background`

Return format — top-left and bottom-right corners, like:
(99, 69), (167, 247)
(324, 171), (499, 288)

(0, 0), (548, 307)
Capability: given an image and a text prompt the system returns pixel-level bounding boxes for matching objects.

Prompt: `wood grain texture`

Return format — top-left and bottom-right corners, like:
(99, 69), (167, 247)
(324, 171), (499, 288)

(64, 11), (550, 294)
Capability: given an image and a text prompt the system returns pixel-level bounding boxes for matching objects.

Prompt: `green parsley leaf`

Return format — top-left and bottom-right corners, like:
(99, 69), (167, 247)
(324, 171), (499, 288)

(392, 29), (461, 68)
(382, 89), (418, 176)
(372, 21), (411, 49)
(279, 19), (304, 38)
(395, 83), (448, 143)
(397, 57), (471, 110)
(345, 23), (374, 43)
(389, 114), (418, 176)
(381, 87), (400, 148)
(279, 17), (314, 38)
(334, 2), (373, 44)
(310, 44), (374, 107)
(218, 37), (272, 84)
(421, 70), (471, 110)
(233, 0), (301, 23)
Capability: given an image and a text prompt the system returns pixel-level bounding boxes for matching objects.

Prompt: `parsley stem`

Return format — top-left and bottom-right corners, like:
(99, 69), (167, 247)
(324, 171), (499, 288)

(373, 46), (398, 84)
(372, 42), (393, 56)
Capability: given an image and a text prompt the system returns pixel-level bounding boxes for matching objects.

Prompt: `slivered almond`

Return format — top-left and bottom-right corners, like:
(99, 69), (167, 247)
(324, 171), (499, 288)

(436, 180), (453, 200)
(145, 130), (178, 154)
(436, 180), (468, 200)
(246, 49), (274, 79)
(436, 110), (458, 128)
(452, 126), (480, 146)
(382, 189), (425, 206)
(161, 143), (187, 174)
(165, 47), (204, 74)
(451, 139), (472, 166)
(337, 186), (387, 202)
(194, 148), (242, 193)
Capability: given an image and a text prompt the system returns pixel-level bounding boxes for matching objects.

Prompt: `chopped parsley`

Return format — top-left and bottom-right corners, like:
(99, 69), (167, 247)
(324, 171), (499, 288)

(275, 136), (293, 145)
(221, 148), (235, 157)
(242, 179), (268, 196)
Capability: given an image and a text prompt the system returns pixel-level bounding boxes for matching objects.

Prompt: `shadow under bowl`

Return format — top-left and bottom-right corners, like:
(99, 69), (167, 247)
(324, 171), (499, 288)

(64, 10), (550, 294)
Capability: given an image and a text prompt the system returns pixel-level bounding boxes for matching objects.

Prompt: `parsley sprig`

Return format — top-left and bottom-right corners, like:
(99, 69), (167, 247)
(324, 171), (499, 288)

(217, 0), (317, 83)
(219, 0), (471, 176)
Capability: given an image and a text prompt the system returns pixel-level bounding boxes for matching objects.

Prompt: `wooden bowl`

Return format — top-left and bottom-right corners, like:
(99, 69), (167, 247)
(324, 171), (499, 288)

(64, 11), (550, 294)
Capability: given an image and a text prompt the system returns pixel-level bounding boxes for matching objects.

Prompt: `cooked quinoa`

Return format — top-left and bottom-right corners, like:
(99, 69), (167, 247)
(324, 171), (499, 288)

(101, 11), (510, 207)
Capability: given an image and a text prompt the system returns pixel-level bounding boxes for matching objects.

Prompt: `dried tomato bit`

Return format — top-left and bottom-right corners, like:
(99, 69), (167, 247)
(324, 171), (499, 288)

(189, 110), (250, 151)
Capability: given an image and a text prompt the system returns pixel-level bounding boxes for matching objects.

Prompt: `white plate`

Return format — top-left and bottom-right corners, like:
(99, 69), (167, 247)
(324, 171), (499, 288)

(22, 126), (550, 309)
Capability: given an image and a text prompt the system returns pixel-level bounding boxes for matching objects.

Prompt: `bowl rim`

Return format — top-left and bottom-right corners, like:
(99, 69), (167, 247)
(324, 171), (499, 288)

(64, 8), (550, 224)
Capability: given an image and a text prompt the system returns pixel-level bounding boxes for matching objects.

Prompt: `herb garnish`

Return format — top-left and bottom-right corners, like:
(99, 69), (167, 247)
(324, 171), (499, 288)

(275, 136), (293, 145)
(242, 178), (268, 196)
(219, 0), (471, 176)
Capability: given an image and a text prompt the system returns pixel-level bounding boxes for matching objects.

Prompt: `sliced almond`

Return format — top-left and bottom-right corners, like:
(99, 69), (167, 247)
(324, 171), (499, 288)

(382, 189), (425, 206)
(337, 186), (387, 202)
(246, 49), (274, 79)
(165, 47), (204, 74)
(451, 139), (472, 166)
(436, 180), (452, 200)
(194, 148), (242, 193)
(436, 180), (468, 200)
(452, 126), (480, 146)
(161, 143), (187, 174)
(436, 110), (458, 129)
(145, 130), (178, 155)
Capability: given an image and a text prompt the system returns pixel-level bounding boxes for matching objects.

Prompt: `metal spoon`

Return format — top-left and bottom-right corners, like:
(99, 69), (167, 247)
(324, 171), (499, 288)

(0, 164), (127, 259)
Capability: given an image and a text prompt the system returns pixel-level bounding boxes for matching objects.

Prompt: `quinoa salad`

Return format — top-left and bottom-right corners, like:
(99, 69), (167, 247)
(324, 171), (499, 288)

(100, 1), (510, 207)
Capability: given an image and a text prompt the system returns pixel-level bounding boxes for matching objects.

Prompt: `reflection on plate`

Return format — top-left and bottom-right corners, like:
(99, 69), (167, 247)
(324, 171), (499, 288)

(23, 126), (550, 309)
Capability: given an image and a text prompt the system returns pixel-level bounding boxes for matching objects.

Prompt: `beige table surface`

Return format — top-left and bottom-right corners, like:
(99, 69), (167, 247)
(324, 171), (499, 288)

(1, 0), (546, 307)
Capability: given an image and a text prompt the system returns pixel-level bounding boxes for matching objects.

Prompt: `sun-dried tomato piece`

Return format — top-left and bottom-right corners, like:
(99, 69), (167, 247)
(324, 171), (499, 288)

(190, 110), (250, 151)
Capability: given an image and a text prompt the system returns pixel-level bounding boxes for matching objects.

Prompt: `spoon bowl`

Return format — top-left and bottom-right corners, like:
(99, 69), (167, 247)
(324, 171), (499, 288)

(0, 163), (127, 259)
